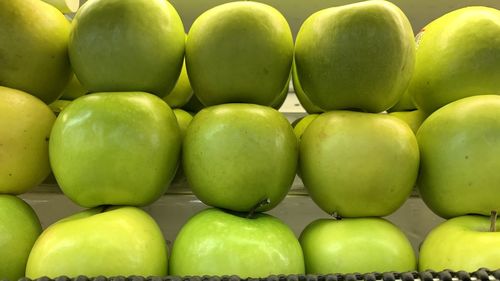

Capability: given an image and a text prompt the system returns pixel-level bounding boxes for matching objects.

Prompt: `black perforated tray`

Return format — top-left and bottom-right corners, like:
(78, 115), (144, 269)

(15, 269), (500, 281)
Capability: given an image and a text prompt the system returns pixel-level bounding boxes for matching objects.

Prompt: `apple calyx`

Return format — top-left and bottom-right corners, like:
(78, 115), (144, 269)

(246, 198), (271, 219)
(491, 210), (498, 232)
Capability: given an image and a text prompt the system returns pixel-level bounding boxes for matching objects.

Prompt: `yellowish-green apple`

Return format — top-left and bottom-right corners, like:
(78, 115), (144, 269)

(417, 95), (500, 218)
(26, 206), (168, 278)
(409, 7), (500, 114)
(48, 99), (72, 116)
(419, 215), (500, 272)
(300, 111), (419, 217)
(60, 73), (87, 100)
(293, 114), (320, 140)
(0, 86), (56, 194)
(164, 60), (193, 108)
(389, 110), (427, 134)
(0, 0), (72, 104)
(173, 108), (193, 139)
(300, 217), (416, 274)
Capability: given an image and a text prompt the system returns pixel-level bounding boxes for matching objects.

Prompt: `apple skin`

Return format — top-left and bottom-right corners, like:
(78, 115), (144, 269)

(0, 86), (56, 194)
(300, 217), (416, 274)
(69, 0), (185, 97)
(409, 7), (500, 114)
(294, 0), (415, 113)
(186, 1), (293, 106)
(173, 108), (193, 140)
(164, 60), (193, 108)
(26, 206), (168, 279)
(416, 95), (500, 218)
(388, 89), (416, 112)
(49, 99), (72, 117)
(389, 110), (427, 135)
(300, 110), (419, 217)
(293, 114), (319, 140)
(0, 0), (72, 104)
(60, 73), (88, 101)
(292, 60), (323, 114)
(0, 195), (42, 281)
(169, 208), (305, 278)
(419, 215), (500, 272)
(49, 92), (181, 208)
(183, 103), (298, 212)
(270, 72), (292, 110)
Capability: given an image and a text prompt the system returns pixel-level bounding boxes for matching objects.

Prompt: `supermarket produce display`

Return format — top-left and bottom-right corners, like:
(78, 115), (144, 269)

(11, 269), (500, 281)
(1, 0), (500, 280)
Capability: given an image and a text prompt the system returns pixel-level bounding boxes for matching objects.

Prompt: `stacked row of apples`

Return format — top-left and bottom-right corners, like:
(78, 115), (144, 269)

(1, 0), (499, 280)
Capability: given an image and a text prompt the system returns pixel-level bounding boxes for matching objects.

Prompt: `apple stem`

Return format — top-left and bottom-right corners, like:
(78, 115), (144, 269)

(491, 210), (498, 232)
(331, 212), (342, 220)
(246, 198), (270, 219)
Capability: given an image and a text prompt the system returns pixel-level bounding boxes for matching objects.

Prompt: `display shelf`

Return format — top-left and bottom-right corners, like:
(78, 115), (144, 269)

(15, 268), (500, 281)
(23, 91), (440, 255)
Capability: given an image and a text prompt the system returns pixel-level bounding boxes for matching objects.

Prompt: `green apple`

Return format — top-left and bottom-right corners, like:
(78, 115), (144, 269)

(164, 60), (193, 108)
(170, 108), (193, 183)
(0, 195), (42, 281)
(270, 73), (292, 110)
(417, 95), (500, 218)
(0, 0), (72, 104)
(169, 208), (305, 277)
(293, 114), (319, 140)
(173, 108), (193, 139)
(388, 89), (416, 112)
(49, 92), (181, 208)
(419, 215), (500, 272)
(294, 0), (415, 113)
(186, 1), (293, 106)
(69, 0), (185, 97)
(300, 217), (416, 274)
(48, 99), (72, 116)
(300, 111), (419, 217)
(60, 73), (88, 101)
(183, 104), (298, 212)
(292, 60), (323, 114)
(0, 86), (56, 194)
(409, 7), (500, 114)
(389, 110), (427, 134)
(26, 206), (168, 279)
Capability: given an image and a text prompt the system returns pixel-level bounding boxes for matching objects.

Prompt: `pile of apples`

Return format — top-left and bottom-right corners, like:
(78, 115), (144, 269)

(0, 0), (499, 280)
